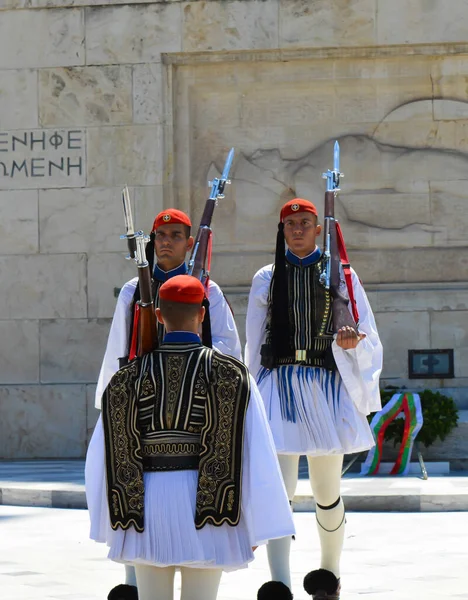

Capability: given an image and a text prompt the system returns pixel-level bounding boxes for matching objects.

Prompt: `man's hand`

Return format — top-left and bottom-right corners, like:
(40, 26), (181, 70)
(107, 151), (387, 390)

(336, 326), (366, 350)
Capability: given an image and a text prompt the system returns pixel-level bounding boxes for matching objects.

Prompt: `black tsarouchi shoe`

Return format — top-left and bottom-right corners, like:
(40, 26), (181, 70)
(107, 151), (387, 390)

(257, 580), (294, 599)
(107, 583), (139, 600)
(303, 569), (341, 600)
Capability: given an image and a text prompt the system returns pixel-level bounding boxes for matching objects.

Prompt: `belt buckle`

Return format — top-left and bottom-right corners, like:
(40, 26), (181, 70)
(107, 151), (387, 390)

(295, 349), (307, 362)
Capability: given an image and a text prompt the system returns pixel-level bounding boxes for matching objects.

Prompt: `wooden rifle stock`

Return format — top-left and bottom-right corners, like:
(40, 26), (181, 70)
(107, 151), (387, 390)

(189, 226), (211, 283)
(137, 303), (158, 356)
(135, 235), (158, 357)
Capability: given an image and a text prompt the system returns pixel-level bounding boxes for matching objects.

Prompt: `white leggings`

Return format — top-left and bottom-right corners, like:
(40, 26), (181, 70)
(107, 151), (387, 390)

(267, 454), (345, 588)
(134, 564), (223, 600)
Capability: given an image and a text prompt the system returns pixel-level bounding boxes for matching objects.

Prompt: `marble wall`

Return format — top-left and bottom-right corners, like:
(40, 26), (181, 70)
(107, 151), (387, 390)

(1, 0), (468, 458)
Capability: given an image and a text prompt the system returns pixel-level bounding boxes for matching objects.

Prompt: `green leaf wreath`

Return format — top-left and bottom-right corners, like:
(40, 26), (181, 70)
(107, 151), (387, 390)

(374, 387), (459, 448)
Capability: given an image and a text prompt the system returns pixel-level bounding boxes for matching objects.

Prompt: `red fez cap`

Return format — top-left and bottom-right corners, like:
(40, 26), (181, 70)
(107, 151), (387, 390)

(152, 209), (192, 232)
(280, 198), (318, 222)
(159, 275), (205, 305)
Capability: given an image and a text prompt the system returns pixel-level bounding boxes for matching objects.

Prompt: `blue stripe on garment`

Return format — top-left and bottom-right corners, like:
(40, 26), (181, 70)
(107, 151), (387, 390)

(282, 367), (295, 423)
(330, 370), (337, 417)
(337, 376), (343, 405)
(258, 367), (268, 385)
(298, 367), (307, 421)
(258, 365), (342, 425)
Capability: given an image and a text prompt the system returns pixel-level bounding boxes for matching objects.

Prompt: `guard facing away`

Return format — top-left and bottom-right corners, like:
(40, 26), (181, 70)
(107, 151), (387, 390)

(95, 208), (242, 600)
(245, 195), (383, 599)
(85, 275), (295, 600)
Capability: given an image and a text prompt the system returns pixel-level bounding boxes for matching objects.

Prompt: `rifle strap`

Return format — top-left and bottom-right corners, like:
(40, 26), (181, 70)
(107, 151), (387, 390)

(128, 303), (140, 361)
(204, 230), (213, 299)
(201, 298), (213, 348)
(335, 222), (359, 324)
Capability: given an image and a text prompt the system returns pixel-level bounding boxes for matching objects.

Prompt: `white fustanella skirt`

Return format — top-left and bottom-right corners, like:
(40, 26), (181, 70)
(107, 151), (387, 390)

(85, 380), (295, 571)
(257, 365), (375, 456)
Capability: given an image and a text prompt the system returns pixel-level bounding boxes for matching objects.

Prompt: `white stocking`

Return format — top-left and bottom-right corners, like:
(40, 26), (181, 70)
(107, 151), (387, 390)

(266, 454), (299, 588)
(125, 564), (137, 587)
(180, 567), (222, 600)
(134, 564), (175, 600)
(134, 565), (222, 600)
(307, 455), (345, 578)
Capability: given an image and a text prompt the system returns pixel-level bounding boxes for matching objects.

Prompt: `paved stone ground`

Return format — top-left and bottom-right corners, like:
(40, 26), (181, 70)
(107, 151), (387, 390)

(1, 505), (468, 600)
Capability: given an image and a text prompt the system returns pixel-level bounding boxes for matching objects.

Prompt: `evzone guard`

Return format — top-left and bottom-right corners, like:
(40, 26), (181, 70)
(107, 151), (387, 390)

(93, 151), (242, 600)
(85, 275), (295, 600)
(95, 207), (242, 407)
(245, 143), (383, 599)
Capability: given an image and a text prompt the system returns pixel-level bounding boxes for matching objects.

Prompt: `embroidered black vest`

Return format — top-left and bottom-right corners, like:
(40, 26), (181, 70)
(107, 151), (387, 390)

(102, 344), (250, 532)
(261, 256), (337, 370)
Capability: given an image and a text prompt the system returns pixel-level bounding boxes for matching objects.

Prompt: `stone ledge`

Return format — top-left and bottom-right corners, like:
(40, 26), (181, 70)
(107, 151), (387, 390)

(294, 476), (468, 512)
(1, 482), (466, 512)
(163, 42), (468, 66)
(0, 0), (178, 10)
(2, 461), (468, 512)
(0, 484), (87, 509)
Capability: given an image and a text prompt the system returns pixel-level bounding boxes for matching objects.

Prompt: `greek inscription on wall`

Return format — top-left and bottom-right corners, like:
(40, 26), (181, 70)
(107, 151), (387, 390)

(0, 129), (86, 190)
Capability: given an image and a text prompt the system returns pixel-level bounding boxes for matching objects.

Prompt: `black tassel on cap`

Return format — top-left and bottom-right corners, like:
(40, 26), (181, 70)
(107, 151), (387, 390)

(145, 232), (156, 273)
(270, 222), (291, 359)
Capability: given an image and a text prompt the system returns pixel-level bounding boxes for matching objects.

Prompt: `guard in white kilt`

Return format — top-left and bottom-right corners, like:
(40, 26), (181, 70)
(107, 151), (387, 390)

(94, 209), (241, 600)
(245, 199), (383, 600)
(96, 207), (241, 411)
(86, 275), (295, 600)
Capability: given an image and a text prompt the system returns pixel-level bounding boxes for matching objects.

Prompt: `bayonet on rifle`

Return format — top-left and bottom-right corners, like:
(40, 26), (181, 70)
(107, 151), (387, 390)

(120, 185), (138, 260)
(319, 141), (358, 332)
(188, 148), (235, 284)
(118, 188), (158, 358)
(320, 141), (343, 290)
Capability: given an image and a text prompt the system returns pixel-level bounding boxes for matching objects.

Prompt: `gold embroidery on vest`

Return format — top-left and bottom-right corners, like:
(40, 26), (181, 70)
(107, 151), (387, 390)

(102, 359), (145, 532)
(166, 355), (184, 428)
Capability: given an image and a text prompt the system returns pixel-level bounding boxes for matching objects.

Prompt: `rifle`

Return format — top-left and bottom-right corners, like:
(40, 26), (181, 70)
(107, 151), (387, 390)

(120, 186), (158, 359)
(320, 141), (359, 332)
(187, 148), (235, 288)
(121, 185), (137, 260)
(134, 233), (158, 356)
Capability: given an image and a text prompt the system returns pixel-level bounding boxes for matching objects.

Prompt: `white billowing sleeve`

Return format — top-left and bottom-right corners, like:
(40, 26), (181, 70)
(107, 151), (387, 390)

(244, 265), (272, 381)
(241, 375), (295, 545)
(207, 280), (242, 361)
(332, 269), (383, 416)
(94, 278), (138, 409)
(85, 415), (108, 541)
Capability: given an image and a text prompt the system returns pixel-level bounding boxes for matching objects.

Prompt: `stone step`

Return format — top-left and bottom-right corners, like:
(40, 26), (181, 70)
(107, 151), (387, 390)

(371, 461), (449, 475)
(293, 474), (468, 512)
(1, 461), (468, 513)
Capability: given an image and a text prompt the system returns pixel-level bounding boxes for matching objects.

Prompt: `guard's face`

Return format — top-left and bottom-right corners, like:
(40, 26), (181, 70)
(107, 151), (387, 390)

(154, 224), (194, 267)
(283, 211), (321, 257)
